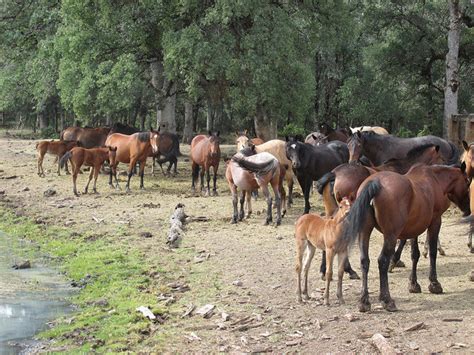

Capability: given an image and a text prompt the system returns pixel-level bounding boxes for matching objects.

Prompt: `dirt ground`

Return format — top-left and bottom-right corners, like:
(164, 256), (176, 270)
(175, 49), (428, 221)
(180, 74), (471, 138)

(0, 137), (473, 353)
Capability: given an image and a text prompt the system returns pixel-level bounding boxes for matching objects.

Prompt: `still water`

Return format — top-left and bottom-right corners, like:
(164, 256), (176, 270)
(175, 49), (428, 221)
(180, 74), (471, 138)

(0, 232), (72, 354)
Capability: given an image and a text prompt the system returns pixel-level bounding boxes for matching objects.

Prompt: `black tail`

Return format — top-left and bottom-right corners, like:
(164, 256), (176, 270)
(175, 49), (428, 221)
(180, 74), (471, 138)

(59, 151), (72, 169)
(340, 180), (382, 248)
(232, 155), (277, 176)
(447, 141), (460, 165)
(316, 171), (335, 195)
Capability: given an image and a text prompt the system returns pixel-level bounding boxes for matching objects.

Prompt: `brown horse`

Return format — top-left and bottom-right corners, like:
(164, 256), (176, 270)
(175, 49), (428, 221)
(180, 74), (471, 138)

(59, 146), (117, 196)
(319, 122), (349, 143)
(295, 198), (351, 305)
(227, 146), (286, 225)
(342, 164), (470, 312)
(461, 141), (474, 253)
(36, 140), (80, 176)
(235, 130), (265, 152)
(105, 130), (160, 191)
(61, 126), (111, 148)
(305, 132), (328, 146)
(191, 131), (221, 196)
(151, 132), (181, 176)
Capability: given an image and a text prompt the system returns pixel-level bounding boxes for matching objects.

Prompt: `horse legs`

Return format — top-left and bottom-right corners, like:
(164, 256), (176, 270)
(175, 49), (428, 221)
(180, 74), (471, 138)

(297, 175), (311, 214)
(245, 190), (252, 218)
(280, 184), (287, 218)
(72, 165), (80, 197)
(320, 251), (327, 280)
(92, 164), (100, 193)
(359, 226), (372, 312)
(295, 239), (306, 303)
(191, 162), (199, 193)
(139, 160), (146, 189)
(200, 167), (205, 193)
(205, 166), (211, 196)
(238, 191), (245, 221)
(408, 237), (422, 293)
(378, 236), (397, 312)
(321, 251), (358, 280)
(287, 175), (294, 206)
(261, 185), (273, 225)
(423, 232), (445, 257)
(84, 167), (94, 194)
(389, 240), (407, 272)
(271, 178), (282, 226)
(427, 218), (443, 294)
(336, 250), (348, 304)
(230, 184), (238, 224)
(469, 221), (474, 253)
(301, 242), (315, 301)
(126, 158), (138, 191)
(324, 248), (334, 305)
(212, 165), (218, 196)
(37, 153), (45, 177)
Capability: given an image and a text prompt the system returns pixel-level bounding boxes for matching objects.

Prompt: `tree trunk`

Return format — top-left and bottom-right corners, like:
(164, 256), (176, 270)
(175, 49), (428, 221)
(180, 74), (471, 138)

(206, 100), (213, 131)
(443, 0), (461, 139)
(105, 113), (112, 126)
(254, 103), (277, 141)
(38, 111), (48, 130)
(158, 83), (177, 133)
(183, 100), (194, 144)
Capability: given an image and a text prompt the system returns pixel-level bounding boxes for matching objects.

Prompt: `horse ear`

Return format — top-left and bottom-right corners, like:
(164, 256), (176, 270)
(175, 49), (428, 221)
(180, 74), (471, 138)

(235, 131), (239, 137)
(216, 130), (220, 137)
(356, 131), (362, 138)
(462, 140), (469, 151)
(312, 134), (317, 140)
(461, 161), (467, 173)
(244, 129), (247, 136)
(250, 143), (256, 152)
(435, 145), (440, 152)
(157, 125), (161, 132)
(208, 130), (212, 137)
(285, 136), (289, 142)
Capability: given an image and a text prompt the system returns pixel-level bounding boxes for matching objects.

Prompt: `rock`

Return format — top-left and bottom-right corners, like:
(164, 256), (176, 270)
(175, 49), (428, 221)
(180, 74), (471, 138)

(195, 304), (215, 318)
(181, 304), (195, 318)
(140, 232), (153, 238)
(321, 334), (331, 340)
(371, 333), (397, 355)
(409, 342), (419, 350)
(136, 306), (156, 320)
(21, 187), (30, 192)
(344, 313), (358, 322)
(64, 220), (76, 227)
(404, 322), (425, 332)
(184, 332), (201, 341)
(232, 280), (243, 287)
(167, 282), (190, 293)
(221, 312), (230, 321)
(12, 260), (31, 270)
(43, 188), (56, 197)
(194, 252), (210, 263)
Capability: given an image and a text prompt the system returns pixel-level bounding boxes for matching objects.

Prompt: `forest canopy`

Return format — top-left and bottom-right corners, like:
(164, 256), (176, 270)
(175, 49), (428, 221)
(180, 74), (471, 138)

(0, 0), (473, 140)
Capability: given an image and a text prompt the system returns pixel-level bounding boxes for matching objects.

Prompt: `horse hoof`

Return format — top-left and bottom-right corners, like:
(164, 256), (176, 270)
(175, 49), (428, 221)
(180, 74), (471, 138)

(422, 251), (428, 258)
(408, 282), (421, 293)
(212, 190), (218, 196)
(282, 210), (287, 218)
(428, 282), (443, 294)
(302, 294), (310, 301)
(470, 247), (474, 254)
(245, 213), (252, 219)
(382, 300), (398, 312)
(320, 273), (326, 281)
(337, 298), (345, 305)
(275, 220), (281, 226)
(349, 271), (360, 280)
(359, 302), (371, 313)
(230, 218), (237, 224)
(83, 190), (88, 195)
(438, 248), (446, 256)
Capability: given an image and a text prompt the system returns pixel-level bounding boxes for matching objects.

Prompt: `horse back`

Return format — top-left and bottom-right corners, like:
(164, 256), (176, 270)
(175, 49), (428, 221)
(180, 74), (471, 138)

(190, 135), (209, 163)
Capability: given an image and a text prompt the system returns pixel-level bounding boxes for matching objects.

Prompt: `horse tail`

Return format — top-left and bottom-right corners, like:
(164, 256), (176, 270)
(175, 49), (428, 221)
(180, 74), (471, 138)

(59, 129), (65, 141)
(59, 151), (72, 169)
(447, 141), (460, 165)
(232, 155), (277, 176)
(316, 171), (335, 195)
(340, 179), (382, 248)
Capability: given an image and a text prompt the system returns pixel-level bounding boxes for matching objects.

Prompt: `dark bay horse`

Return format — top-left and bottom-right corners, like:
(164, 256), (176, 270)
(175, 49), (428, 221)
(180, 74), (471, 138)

(285, 138), (349, 214)
(319, 123), (349, 143)
(342, 164), (470, 312)
(152, 132), (181, 176)
(60, 146), (117, 196)
(191, 131), (220, 196)
(61, 126), (111, 148)
(105, 130), (160, 191)
(228, 147), (285, 225)
(348, 131), (459, 166)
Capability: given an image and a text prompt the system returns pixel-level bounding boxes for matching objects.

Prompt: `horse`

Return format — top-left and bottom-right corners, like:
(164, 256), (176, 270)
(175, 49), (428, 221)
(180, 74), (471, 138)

(318, 122), (349, 143)
(60, 126), (111, 148)
(36, 140), (80, 176)
(105, 130), (161, 191)
(228, 146), (286, 225)
(59, 146), (117, 196)
(347, 131), (459, 166)
(461, 140), (474, 253)
(317, 144), (447, 274)
(305, 132), (328, 146)
(350, 126), (389, 135)
(295, 198), (351, 305)
(235, 130), (265, 152)
(108, 122), (140, 136)
(341, 163), (470, 312)
(151, 132), (181, 176)
(285, 137), (349, 214)
(191, 131), (221, 196)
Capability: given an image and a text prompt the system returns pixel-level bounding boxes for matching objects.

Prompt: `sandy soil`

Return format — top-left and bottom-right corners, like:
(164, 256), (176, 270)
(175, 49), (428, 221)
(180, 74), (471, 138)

(0, 137), (473, 353)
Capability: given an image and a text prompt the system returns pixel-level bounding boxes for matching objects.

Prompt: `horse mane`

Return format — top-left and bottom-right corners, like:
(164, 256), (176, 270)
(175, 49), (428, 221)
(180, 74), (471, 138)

(405, 144), (436, 159)
(137, 131), (150, 142)
(240, 146), (256, 157)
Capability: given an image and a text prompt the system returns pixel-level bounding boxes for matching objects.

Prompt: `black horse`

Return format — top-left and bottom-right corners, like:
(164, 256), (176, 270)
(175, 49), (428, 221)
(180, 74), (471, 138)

(285, 137), (349, 214)
(153, 132), (181, 176)
(109, 122), (140, 135)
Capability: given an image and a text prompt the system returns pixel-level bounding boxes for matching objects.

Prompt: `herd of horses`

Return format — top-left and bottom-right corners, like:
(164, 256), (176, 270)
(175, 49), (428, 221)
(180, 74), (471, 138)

(34, 121), (474, 312)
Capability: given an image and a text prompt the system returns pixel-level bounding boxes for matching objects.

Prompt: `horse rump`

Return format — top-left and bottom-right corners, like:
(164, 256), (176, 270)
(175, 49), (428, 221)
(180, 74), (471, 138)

(59, 150), (72, 169)
(316, 171), (335, 195)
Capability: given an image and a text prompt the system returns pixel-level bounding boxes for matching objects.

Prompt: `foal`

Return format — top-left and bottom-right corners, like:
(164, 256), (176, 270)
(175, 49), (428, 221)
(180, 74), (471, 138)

(60, 146), (117, 196)
(295, 199), (351, 305)
(36, 140), (79, 176)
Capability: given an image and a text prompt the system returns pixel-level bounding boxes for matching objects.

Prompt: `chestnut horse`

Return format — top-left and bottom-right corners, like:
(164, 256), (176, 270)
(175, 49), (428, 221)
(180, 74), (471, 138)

(191, 131), (220, 196)
(105, 130), (160, 191)
(227, 146), (286, 225)
(461, 140), (474, 253)
(61, 126), (111, 148)
(295, 198), (351, 305)
(347, 131), (459, 166)
(36, 139), (80, 176)
(59, 146), (117, 196)
(318, 122), (349, 143)
(342, 164), (470, 312)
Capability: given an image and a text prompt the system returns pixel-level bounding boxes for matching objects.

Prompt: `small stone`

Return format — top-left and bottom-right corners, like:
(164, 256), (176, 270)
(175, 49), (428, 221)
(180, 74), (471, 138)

(232, 280), (243, 287)
(221, 312), (230, 321)
(344, 313), (358, 322)
(409, 342), (419, 350)
(321, 334), (331, 340)
(21, 187), (29, 192)
(140, 231), (153, 238)
(195, 304), (215, 318)
(43, 188), (57, 197)
(12, 260), (31, 270)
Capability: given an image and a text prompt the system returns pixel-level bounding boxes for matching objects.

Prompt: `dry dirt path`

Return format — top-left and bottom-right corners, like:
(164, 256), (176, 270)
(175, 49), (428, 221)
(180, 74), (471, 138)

(0, 137), (473, 353)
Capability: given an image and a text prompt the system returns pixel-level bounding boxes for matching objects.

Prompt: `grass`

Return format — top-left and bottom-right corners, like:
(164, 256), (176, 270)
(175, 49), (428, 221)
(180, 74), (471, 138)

(0, 206), (221, 352)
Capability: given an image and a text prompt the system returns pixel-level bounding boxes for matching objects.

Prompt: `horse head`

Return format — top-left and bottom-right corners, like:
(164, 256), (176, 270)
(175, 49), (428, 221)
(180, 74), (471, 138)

(235, 131), (250, 152)
(347, 131), (364, 163)
(442, 162), (471, 216)
(462, 140), (474, 177)
(208, 131), (220, 158)
(335, 197), (351, 221)
(149, 128), (161, 154)
(318, 122), (334, 136)
(285, 137), (304, 169)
